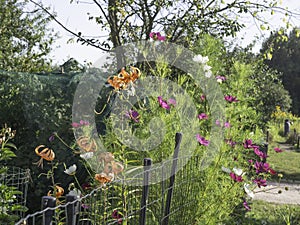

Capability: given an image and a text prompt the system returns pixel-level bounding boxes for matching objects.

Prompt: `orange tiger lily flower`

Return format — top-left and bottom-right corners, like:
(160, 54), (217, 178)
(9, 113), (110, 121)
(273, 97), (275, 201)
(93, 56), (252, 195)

(95, 172), (114, 184)
(107, 66), (141, 90)
(34, 145), (55, 168)
(77, 136), (97, 152)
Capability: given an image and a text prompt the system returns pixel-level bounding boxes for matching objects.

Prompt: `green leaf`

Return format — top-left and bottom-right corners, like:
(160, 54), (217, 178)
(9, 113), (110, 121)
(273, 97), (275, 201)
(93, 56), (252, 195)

(4, 142), (17, 150)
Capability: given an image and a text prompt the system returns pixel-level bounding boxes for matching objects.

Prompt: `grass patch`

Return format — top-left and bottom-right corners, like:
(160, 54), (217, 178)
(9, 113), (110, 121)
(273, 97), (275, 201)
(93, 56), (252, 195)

(267, 147), (300, 181)
(241, 200), (300, 225)
(267, 122), (300, 182)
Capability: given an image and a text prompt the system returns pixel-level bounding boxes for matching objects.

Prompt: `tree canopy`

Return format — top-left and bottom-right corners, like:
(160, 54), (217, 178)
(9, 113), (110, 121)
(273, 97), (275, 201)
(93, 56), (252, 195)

(261, 27), (300, 115)
(0, 0), (55, 72)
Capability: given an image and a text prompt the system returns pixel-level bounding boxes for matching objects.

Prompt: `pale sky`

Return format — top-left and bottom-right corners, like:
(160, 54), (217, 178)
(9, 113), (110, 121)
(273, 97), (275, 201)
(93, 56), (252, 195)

(39, 0), (300, 66)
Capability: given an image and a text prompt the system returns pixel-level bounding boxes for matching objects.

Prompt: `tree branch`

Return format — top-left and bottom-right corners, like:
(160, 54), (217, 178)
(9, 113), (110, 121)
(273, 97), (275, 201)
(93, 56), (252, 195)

(29, 0), (110, 51)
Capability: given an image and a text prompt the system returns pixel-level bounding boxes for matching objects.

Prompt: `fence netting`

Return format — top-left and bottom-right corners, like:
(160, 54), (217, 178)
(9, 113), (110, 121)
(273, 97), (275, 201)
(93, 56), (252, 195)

(0, 167), (31, 219)
(15, 156), (203, 225)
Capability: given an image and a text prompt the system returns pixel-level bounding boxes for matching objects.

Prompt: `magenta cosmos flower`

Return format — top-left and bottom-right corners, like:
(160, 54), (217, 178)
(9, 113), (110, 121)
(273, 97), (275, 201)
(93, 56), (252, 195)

(254, 161), (270, 174)
(224, 95), (238, 103)
(125, 110), (140, 123)
(149, 32), (166, 41)
(253, 178), (267, 188)
(230, 172), (243, 182)
(274, 147), (283, 153)
(158, 96), (176, 110)
(253, 147), (268, 159)
(112, 210), (123, 224)
(243, 139), (259, 149)
(196, 134), (210, 146)
(198, 113), (208, 120)
(243, 200), (251, 211)
(200, 94), (206, 101)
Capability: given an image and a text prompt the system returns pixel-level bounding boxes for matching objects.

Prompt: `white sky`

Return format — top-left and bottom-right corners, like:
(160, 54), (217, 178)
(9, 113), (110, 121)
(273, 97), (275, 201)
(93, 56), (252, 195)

(39, 0), (300, 66)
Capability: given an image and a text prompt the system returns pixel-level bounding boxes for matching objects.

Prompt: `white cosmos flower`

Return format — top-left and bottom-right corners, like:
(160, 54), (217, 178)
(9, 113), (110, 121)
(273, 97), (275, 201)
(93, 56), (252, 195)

(64, 164), (77, 176)
(193, 55), (209, 64)
(244, 183), (255, 198)
(80, 152), (94, 160)
(203, 64), (212, 71)
(204, 70), (212, 78)
(233, 167), (243, 176)
(221, 166), (231, 174)
(68, 188), (81, 197)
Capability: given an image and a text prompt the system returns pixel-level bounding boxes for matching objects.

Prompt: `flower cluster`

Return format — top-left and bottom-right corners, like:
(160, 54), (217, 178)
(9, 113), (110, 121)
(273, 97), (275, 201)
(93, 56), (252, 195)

(94, 152), (124, 185)
(192, 54), (212, 78)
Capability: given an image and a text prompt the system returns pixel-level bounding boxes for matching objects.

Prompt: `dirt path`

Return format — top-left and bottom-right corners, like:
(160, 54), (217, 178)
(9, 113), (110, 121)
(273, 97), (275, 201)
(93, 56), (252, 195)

(253, 182), (300, 205)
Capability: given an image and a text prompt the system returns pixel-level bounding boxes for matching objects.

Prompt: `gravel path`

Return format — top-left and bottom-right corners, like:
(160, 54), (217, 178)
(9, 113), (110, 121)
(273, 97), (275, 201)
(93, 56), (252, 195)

(253, 182), (300, 205)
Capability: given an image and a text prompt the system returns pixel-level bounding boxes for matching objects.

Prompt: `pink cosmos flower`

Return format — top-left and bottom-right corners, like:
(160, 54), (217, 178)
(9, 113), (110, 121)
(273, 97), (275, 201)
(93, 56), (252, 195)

(72, 120), (89, 128)
(48, 134), (55, 142)
(200, 94), (206, 101)
(125, 110), (140, 123)
(225, 139), (236, 147)
(158, 96), (170, 110)
(198, 113), (208, 120)
(274, 147), (283, 153)
(230, 172), (243, 182)
(269, 168), (276, 175)
(71, 122), (80, 128)
(81, 204), (90, 209)
(243, 200), (251, 211)
(112, 210), (123, 224)
(216, 76), (226, 83)
(253, 178), (267, 188)
(196, 134), (210, 146)
(149, 32), (166, 41)
(224, 122), (230, 128)
(253, 147), (268, 159)
(243, 139), (253, 148)
(158, 96), (176, 110)
(224, 95), (238, 103)
(243, 139), (259, 149)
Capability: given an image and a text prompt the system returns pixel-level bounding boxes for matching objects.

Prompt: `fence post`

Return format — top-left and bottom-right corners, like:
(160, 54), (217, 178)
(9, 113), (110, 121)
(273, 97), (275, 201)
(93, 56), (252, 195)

(266, 130), (269, 143)
(139, 158), (152, 225)
(66, 194), (81, 225)
(262, 143), (268, 163)
(294, 129), (297, 144)
(297, 135), (300, 150)
(41, 196), (56, 225)
(162, 132), (182, 225)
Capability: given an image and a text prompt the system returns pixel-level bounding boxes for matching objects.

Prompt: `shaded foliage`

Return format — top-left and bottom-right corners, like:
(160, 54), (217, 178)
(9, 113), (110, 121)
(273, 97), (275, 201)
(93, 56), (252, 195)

(0, 0), (55, 72)
(261, 27), (300, 115)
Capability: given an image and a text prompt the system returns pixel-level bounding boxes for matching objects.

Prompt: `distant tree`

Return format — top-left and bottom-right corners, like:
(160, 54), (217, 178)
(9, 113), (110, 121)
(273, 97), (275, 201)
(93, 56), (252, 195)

(0, 0), (56, 72)
(261, 27), (300, 115)
(31, 0), (299, 67)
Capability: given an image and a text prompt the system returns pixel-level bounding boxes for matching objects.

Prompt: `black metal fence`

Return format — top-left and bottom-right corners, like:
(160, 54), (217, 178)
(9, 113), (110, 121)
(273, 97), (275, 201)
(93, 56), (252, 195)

(15, 133), (203, 225)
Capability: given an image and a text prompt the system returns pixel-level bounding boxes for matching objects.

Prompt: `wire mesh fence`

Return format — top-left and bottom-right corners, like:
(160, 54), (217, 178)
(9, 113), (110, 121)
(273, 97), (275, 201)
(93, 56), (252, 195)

(0, 167), (31, 219)
(14, 132), (206, 225)
(15, 156), (204, 225)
